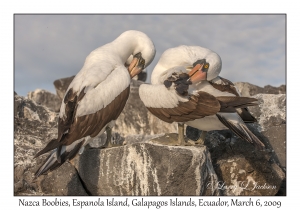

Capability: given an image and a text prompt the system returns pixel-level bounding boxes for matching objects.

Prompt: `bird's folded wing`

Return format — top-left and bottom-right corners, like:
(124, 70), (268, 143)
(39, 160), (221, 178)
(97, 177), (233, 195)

(209, 76), (257, 122)
(35, 66), (131, 157)
(61, 86), (130, 145)
(35, 86), (130, 158)
(216, 96), (258, 112)
(209, 76), (240, 96)
(147, 91), (221, 123)
(34, 87), (86, 158)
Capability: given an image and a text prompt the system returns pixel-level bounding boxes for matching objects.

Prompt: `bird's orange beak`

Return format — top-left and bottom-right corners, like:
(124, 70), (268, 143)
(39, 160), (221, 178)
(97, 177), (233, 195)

(128, 55), (145, 78)
(128, 57), (137, 77)
(188, 63), (207, 83)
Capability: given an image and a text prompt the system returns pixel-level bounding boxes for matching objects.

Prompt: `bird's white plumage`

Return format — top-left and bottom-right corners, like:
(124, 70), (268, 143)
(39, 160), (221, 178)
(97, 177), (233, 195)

(140, 45), (246, 131)
(138, 45), (264, 150)
(140, 66), (189, 108)
(76, 66), (130, 117)
(139, 84), (188, 108)
(59, 30), (156, 119)
(151, 45), (221, 85)
(35, 30), (156, 178)
(186, 115), (228, 131)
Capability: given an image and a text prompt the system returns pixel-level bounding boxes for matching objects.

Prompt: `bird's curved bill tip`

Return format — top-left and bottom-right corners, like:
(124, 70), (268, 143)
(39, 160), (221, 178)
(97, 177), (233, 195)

(128, 57), (143, 78)
(188, 64), (207, 83)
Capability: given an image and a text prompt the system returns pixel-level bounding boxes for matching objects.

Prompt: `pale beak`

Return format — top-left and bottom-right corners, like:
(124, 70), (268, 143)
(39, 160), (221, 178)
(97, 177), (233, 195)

(127, 55), (145, 78)
(130, 65), (143, 78)
(188, 63), (207, 83)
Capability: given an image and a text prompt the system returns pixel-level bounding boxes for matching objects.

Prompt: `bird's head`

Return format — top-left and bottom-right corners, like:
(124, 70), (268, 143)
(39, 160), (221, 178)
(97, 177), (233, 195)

(125, 30), (156, 78)
(188, 53), (222, 83)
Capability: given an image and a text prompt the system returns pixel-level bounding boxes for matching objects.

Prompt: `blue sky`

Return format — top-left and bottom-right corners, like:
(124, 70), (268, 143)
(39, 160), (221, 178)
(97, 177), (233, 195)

(14, 14), (285, 96)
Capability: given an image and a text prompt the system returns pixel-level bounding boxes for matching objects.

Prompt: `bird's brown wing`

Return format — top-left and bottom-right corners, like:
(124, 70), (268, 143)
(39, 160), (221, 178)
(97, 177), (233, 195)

(209, 76), (240, 96)
(209, 76), (257, 123)
(35, 86), (130, 158)
(147, 91), (221, 123)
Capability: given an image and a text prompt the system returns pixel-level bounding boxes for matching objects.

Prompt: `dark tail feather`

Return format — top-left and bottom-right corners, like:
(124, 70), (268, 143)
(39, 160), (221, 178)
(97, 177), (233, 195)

(236, 107), (257, 123)
(34, 139), (61, 158)
(216, 96), (258, 113)
(216, 114), (265, 150)
(240, 124), (265, 150)
(34, 149), (59, 178)
(34, 140), (84, 179)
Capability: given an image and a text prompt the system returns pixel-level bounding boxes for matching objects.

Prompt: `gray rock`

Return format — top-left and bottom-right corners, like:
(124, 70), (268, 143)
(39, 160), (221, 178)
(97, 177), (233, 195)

(186, 93), (286, 195)
(15, 81), (286, 196)
(28, 89), (61, 112)
(234, 82), (286, 97)
(124, 133), (165, 145)
(263, 84), (286, 94)
(14, 93), (87, 196)
(207, 130), (285, 196)
(37, 162), (87, 196)
(87, 132), (125, 148)
(73, 135), (219, 196)
(247, 94), (286, 168)
(14, 93), (23, 118)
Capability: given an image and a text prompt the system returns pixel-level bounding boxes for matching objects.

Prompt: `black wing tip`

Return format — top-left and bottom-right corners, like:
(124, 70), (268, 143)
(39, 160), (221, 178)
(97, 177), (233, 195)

(216, 114), (265, 150)
(237, 108), (258, 123)
(33, 170), (45, 180)
(240, 124), (265, 149)
(34, 156), (64, 180)
(33, 141), (84, 179)
(34, 139), (60, 158)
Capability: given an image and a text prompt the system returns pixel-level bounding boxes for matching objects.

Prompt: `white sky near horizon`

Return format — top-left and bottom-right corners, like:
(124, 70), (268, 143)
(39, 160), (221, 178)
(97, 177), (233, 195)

(14, 14), (285, 96)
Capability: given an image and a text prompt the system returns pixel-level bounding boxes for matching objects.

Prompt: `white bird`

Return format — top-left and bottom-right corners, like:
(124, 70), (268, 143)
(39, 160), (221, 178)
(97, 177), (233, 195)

(34, 30), (156, 178)
(139, 45), (264, 149)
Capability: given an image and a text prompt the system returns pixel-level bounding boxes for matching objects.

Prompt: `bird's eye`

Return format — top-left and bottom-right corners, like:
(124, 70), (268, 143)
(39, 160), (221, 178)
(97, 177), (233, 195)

(204, 64), (209, 68)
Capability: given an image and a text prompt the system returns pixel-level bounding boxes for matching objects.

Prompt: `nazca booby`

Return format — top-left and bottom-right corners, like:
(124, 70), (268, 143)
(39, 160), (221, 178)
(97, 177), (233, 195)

(34, 30), (156, 178)
(139, 45), (264, 149)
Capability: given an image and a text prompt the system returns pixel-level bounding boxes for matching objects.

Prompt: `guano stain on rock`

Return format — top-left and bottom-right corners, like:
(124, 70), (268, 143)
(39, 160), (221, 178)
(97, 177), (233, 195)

(14, 80), (286, 196)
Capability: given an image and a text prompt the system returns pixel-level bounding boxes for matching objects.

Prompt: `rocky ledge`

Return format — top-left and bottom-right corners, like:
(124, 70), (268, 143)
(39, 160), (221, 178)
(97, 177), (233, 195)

(72, 136), (218, 196)
(14, 79), (286, 196)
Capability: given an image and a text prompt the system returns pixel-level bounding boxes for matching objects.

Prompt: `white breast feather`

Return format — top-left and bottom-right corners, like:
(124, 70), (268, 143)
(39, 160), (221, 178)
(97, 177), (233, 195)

(139, 84), (188, 108)
(75, 66), (131, 117)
